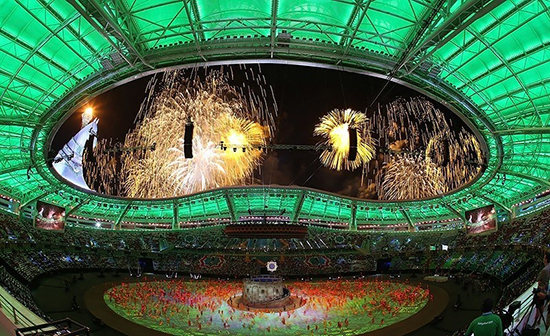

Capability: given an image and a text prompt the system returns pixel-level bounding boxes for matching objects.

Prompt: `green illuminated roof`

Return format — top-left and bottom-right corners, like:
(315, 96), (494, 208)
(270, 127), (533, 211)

(0, 0), (549, 229)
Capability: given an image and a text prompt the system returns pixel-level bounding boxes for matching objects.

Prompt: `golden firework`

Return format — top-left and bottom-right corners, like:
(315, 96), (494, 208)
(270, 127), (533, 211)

(381, 153), (446, 200)
(169, 136), (226, 194)
(218, 112), (267, 183)
(314, 108), (375, 171)
(374, 98), (484, 200)
(89, 69), (273, 198)
(425, 130), (483, 191)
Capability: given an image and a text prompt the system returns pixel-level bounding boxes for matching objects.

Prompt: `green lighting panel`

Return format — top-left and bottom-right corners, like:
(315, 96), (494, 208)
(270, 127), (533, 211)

(0, 0), (548, 230)
(226, 187), (301, 219)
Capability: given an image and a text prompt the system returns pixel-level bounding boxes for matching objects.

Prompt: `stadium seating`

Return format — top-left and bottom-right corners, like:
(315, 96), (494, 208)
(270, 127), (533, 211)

(0, 207), (549, 320)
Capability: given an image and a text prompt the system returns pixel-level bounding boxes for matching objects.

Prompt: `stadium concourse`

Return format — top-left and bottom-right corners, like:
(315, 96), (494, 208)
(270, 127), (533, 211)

(1, 0), (550, 336)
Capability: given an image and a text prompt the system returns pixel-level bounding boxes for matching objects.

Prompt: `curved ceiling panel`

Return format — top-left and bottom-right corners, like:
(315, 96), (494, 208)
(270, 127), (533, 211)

(0, 0), (549, 229)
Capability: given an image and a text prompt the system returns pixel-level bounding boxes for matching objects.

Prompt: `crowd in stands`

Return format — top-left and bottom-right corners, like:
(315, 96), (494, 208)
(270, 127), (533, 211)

(0, 206), (550, 330)
(0, 251), (140, 282)
(389, 251), (531, 282)
(1, 208), (547, 259)
(367, 230), (458, 254)
(496, 264), (539, 310)
(0, 266), (48, 320)
(455, 209), (550, 248)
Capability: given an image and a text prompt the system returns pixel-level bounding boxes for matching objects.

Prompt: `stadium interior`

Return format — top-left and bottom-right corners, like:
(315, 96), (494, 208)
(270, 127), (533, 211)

(1, 1), (550, 335)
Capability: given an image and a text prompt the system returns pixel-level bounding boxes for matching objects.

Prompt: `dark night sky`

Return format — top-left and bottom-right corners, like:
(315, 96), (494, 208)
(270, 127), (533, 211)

(52, 64), (472, 199)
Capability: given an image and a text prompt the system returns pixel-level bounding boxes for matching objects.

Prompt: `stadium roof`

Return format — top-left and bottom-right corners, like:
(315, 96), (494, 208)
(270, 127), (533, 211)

(0, 0), (549, 229)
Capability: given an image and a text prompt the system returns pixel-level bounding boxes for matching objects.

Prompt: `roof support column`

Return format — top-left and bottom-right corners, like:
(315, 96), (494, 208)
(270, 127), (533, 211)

(498, 170), (550, 188)
(406, 0), (507, 75)
(172, 201), (180, 229)
(338, 0), (374, 64)
(350, 201), (357, 231)
(66, 197), (91, 217)
(292, 191), (306, 224)
(183, 0), (206, 61)
(270, 0), (279, 58)
(442, 203), (466, 231)
(399, 208), (414, 232)
(115, 203), (131, 230)
(224, 191), (237, 223)
(19, 189), (54, 210)
(478, 194), (512, 215)
(66, 0), (137, 67)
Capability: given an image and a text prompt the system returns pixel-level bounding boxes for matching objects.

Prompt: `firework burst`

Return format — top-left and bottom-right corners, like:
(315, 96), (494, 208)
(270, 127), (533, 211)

(424, 131), (483, 191)
(381, 153), (446, 200)
(218, 113), (267, 181)
(87, 68), (274, 198)
(314, 108), (375, 171)
(169, 136), (226, 194)
(373, 98), (484, 200)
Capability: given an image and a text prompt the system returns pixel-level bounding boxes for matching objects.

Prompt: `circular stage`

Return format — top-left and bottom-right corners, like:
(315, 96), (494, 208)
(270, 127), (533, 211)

(228, 294), (305, 312)
(84, 277), (448, 336)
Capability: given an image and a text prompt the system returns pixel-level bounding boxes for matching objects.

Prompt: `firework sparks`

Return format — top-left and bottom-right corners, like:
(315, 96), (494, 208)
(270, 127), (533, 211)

(218, 112), (267, 182)
(168, 114), (267, 195)
(373, 98), (484, 200)
(82, 69), (483, 201)
(314, 108), (375, 171)
(169, 136), (226, 194)
(87, 68), (274, 198)
(381, 153), (446, 200)
(425, 130), (483, 192)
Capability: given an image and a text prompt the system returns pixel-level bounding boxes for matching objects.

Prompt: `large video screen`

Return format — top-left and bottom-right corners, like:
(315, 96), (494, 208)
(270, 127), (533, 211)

(35, 201), (65, 231)
(465, 205), (497, 235)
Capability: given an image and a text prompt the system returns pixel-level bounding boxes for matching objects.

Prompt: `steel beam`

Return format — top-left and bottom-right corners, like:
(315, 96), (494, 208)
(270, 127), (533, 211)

(190, 0), (206, 40)
(270, 0), (279, 57)
(406, 0), (506, 74)
(0, 163), (31, 176)
(111, 0), (143, 47)
(85, 0), (152, 68)
(500, 162), (550, 175)
(399, 208), (414, 231)
(172, 200), (179, 229)
(182, 0), (206, 62)
(349, 201), (358, 231)
(67, 0), (141, 68)
(393, 0), (447, 75)
(292, 191), (306, 223)
(223, 191), (237, 222)
(499, 170), (550, 188)
(338, 0), (374, 63)
(115, 203), (132, 227)
(19, 189), (55, 209)
(0, 118), (39, 128)
(470, 29), (541, 122)
(0, 5), (82, 104)
(442, 203), (466, 221)
(478, 194), (512, 214)
(484, 127), (550, 136)
(428, 0), (531, 74)
(66, 197), (91, 217)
